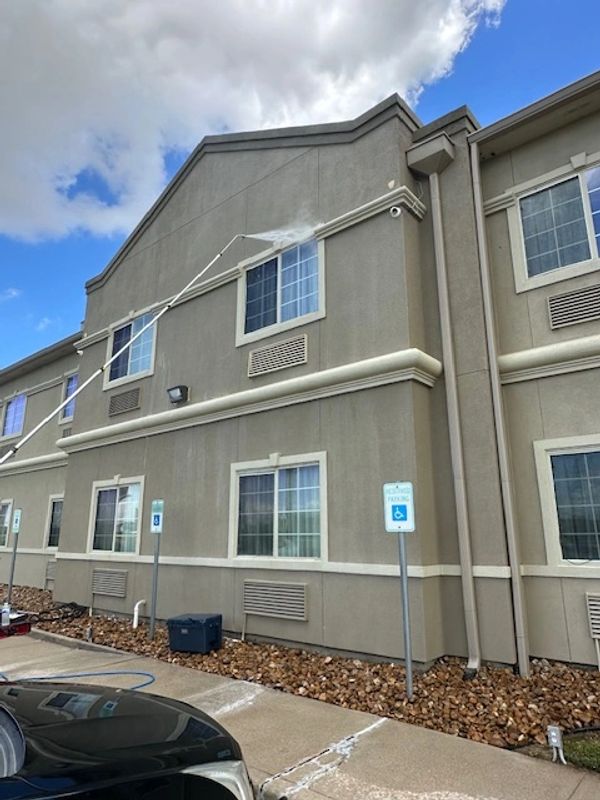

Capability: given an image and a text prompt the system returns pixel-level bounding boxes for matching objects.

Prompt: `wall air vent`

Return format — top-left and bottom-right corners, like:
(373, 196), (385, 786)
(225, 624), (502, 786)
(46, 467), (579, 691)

(61, 427), (72, 438)
(548, 284), (600, 329)
(92, 568), (128, 598)
(248, 334), (307, 378)
(44, 559), (57, 588)
(243, 579), (307, 621)
(586, 593), (600, 671)
(108, 388), (141, 416)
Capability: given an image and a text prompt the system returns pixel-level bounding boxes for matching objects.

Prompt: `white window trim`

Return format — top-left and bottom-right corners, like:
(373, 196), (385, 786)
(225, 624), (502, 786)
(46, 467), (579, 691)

(45, 494), (64, 551)
(235, 240), (326, 347)
(509, 156), (600, 294)
(228, 451), (328, 565)
(0, 394), (27, 442)
(59, 372), (79, 424)
(534, 434), (600, 568)
(0, 499), (13, 550)
(86, 475), (145, 556)
(102, 314), (157, 391)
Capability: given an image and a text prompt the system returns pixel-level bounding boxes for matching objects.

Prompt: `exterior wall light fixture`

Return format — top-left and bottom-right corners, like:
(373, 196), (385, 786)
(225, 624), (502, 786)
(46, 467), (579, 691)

(167, 385), (189, 405)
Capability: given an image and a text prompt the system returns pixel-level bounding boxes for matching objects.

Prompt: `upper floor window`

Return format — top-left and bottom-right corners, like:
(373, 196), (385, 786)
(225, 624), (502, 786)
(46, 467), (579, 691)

(108, 313), (155, 384)
(90, 480), (142, 554)
(2, 394), (26, 438)
(61, 374), (78, 421)
(516, 165), (600, 288)
(238, 240), (324, 345)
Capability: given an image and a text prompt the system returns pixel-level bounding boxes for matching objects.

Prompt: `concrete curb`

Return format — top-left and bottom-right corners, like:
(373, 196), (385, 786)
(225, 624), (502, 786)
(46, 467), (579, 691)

(29, 627), (134, 659)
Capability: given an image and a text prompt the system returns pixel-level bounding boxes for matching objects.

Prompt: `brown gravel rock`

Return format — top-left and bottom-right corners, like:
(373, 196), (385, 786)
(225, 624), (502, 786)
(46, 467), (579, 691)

(4, 585), (600, 749)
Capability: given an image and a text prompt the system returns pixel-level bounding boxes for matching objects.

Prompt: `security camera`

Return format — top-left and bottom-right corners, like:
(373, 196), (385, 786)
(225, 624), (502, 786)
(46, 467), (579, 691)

(389, 206), (402, 218)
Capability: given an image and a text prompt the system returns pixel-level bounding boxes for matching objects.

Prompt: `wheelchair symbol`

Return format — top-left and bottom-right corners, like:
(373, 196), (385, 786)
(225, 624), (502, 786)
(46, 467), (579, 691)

(391, 504), (407, 522)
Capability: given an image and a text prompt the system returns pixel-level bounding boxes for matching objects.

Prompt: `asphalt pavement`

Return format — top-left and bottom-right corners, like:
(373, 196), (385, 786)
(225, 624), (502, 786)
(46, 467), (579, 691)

(0, 630), (598, 800)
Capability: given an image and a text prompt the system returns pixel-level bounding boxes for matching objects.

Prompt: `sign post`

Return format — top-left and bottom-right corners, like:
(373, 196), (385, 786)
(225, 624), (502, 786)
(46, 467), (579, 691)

(7, 509), (22, 606)
(149, 500), (164, 640)
(383, 482), (415, 701)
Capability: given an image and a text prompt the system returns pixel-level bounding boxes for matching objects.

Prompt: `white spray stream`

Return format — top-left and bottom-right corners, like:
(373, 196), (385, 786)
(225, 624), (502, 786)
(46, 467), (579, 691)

(244, 222), (320, 249)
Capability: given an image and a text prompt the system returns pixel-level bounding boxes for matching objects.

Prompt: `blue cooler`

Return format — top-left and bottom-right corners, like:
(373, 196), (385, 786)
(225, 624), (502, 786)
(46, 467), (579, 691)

(167, 613), (222, 654)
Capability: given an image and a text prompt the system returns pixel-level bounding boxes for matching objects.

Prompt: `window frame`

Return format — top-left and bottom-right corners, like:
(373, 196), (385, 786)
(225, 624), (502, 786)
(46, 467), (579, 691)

(0, 499), (12, 549)
(86, 476), (145, 556)
(534, 434), (600, 567)
(60, 372), (79, 424)
(103, 313), (157, 391)
(45, 494), (64, 551)
(1, 394), (27, 441)
(235, 239), (326, 347)
(228, 452), (328, 564)
(508, 157), (600, 293)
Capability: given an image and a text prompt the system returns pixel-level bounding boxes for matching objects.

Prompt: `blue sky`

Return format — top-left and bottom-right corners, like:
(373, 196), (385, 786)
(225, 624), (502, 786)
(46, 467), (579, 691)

(1, 0), (598, 368)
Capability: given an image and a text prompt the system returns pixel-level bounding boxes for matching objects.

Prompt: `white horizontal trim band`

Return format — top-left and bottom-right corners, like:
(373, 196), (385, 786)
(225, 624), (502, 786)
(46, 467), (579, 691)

(498, 333), (600, 383)
(14, 550), (600, 579)
(58, 349), (442, 453)
(53, 552), (515, 579)
(0, 452), (67, 477)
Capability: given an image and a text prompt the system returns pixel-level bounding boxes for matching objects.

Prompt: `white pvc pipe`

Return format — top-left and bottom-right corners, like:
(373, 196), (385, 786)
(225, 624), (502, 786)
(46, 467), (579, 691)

(0, 233), (247, 468)
(133, 599), (146, 629)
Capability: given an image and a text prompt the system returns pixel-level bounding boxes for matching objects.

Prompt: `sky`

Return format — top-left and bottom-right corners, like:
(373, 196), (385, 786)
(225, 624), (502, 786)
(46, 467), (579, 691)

(0, 0), (599, 368)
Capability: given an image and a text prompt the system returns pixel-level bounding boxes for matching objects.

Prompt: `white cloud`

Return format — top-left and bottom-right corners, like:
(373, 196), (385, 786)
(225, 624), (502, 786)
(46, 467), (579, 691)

(0, 288), (21, 302)
(0, 0), (505, 241)
(35, 317), (54, 332)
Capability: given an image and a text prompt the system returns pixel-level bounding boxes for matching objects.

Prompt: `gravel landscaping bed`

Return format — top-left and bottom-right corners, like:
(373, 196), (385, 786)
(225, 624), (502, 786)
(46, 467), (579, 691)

(5, 585), (600, 749)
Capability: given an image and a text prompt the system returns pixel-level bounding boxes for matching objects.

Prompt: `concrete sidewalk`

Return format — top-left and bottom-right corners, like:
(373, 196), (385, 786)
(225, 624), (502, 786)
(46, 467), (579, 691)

(0, 631), (597, 800)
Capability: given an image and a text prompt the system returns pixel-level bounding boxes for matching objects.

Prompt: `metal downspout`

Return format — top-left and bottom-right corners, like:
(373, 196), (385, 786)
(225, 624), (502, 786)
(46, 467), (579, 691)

(469, 142), (530, 677)
(429, 172), (481, 674)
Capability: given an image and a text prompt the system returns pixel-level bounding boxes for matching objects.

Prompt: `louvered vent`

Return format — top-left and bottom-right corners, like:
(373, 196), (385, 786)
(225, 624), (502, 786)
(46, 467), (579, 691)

(586, 593), (600, 638)
(548, 284), (600, 329)
(109, 388), (141, 416)
(45, 559), (57, 582)
(243, 580), (307, 621)
(248, 334), (307, 377)
(61, 427), (72, 438)
(92, 568), (128, 597)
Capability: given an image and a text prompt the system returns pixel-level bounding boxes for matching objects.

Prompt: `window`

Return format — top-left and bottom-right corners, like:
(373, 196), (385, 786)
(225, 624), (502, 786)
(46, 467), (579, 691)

(47, 498), (63, 548)
(91, 481), (142, 553)
(517, 164), (600, 284)
(551, 451), (600, 560)
(239, 240), (324, 343)
(61, 374), (78, 421)
(232, 454), (326, 559)
(0, 501), (11, 547)
(108, 313), (155, 384)
(2, 395), (26, 438)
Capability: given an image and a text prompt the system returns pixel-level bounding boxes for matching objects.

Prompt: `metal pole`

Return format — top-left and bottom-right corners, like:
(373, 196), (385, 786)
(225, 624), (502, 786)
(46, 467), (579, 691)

(7, 533), (18, 606)
(398, 534), (413, 700)
(149, 532), (160, 640)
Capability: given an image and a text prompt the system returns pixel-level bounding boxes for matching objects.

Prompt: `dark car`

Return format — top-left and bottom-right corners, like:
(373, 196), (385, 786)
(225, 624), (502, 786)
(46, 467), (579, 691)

(0, 681), (255, 799)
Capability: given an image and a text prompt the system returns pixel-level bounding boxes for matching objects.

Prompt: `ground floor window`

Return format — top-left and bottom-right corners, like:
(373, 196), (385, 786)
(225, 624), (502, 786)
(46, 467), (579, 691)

(551, 450), (600, 560)
(90, 480), (142, 554)
(47, 497), (63, 548)
(0, 501), (11, 547)
(231, 453), (326, 560)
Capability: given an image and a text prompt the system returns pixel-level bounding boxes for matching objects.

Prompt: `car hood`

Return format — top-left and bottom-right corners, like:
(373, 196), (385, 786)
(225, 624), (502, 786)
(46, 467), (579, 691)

(0, 681), (242, 798)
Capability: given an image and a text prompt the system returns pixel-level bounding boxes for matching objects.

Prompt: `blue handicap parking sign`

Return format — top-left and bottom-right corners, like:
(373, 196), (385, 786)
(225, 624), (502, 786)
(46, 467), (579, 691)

(392, 504), (407, 522)
(153, 514), (161, 527)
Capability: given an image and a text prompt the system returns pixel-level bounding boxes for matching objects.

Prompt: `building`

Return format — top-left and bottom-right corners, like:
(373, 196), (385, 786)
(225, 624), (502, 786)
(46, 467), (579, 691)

(1, 70), (599, 673)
